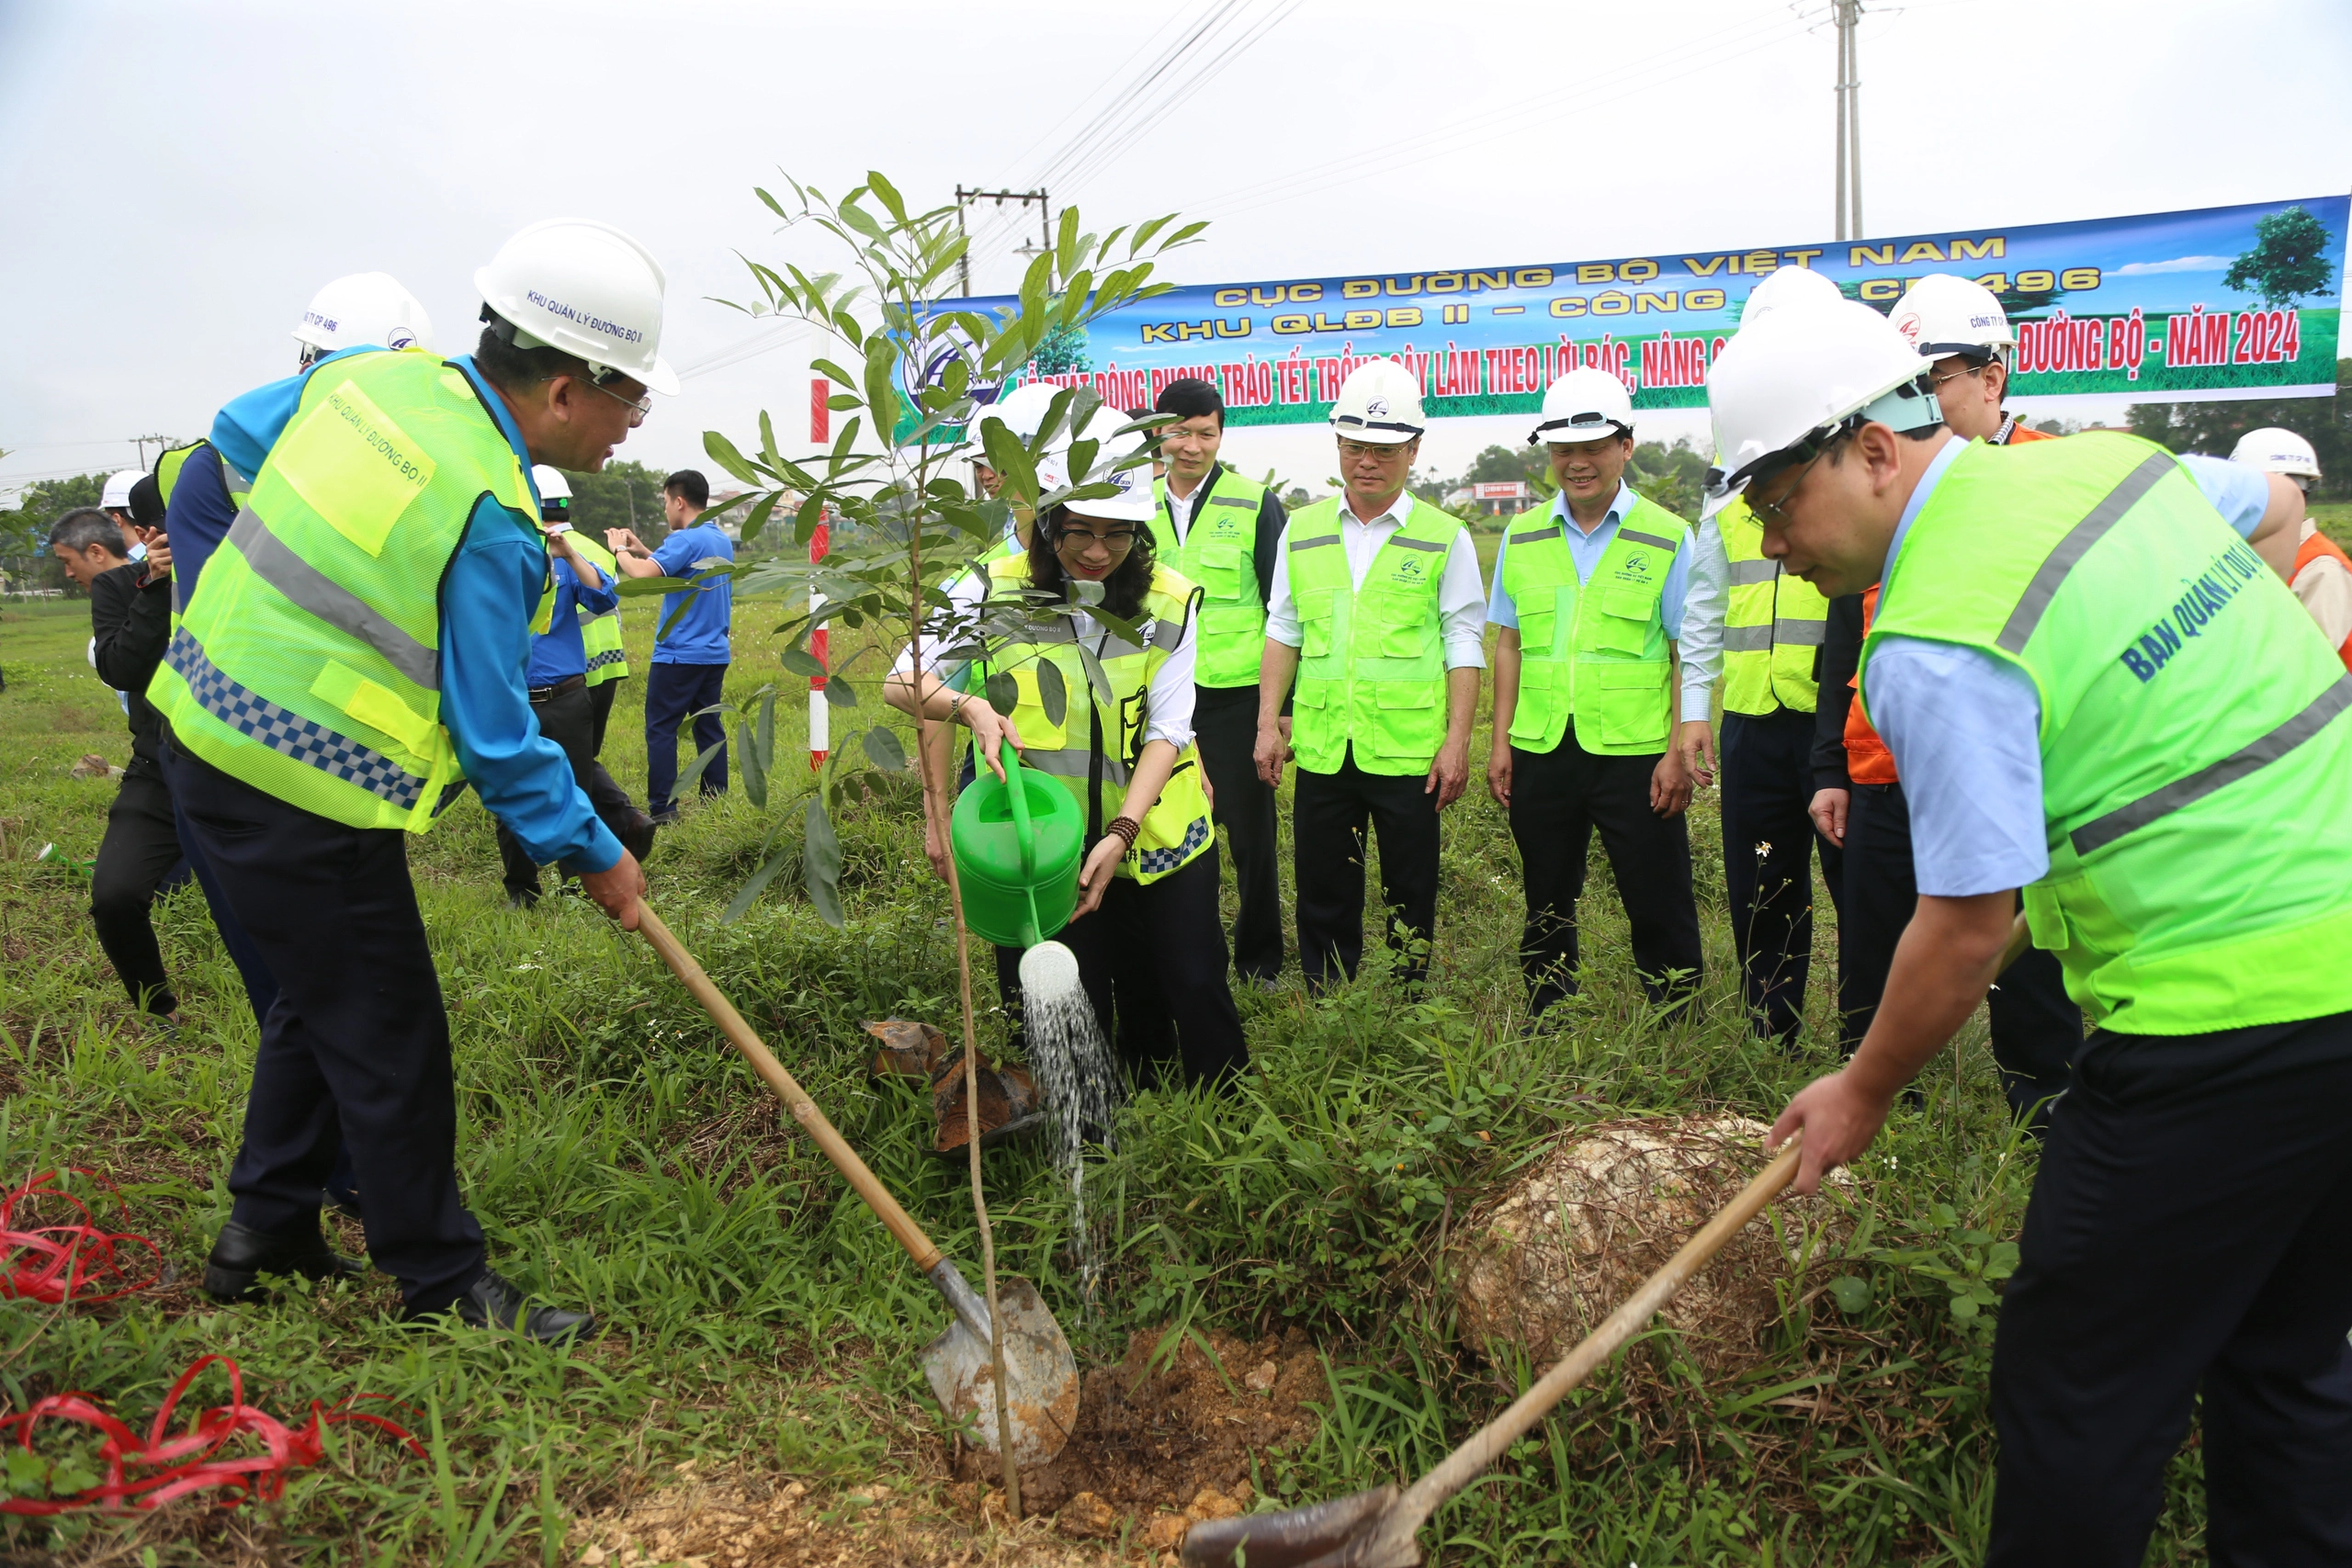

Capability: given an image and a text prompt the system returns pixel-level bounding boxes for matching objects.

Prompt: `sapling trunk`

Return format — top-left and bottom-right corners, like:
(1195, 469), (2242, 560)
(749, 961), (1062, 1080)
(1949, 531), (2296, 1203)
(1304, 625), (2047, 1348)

(905, 523), (1022, 1519)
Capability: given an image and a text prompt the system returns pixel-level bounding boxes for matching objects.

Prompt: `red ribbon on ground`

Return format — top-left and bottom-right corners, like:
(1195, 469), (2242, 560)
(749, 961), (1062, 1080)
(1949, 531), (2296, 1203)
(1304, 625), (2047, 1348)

(0, 1169), (161, 1304)
(0, 1354), (424, 1513)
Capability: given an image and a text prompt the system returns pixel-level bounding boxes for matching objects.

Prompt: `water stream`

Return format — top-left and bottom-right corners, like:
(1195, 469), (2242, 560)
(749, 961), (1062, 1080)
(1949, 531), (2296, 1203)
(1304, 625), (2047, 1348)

(1019, 941), (1119, 1305)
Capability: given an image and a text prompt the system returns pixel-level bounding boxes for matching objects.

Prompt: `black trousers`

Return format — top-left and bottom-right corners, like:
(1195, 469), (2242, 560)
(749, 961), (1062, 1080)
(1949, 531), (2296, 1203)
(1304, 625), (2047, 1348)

(1193, 684), (1283, 980)
(497, 680), (643, 901)
(1508, 731), (1702, 1013)
(588, 676), (622, 757)
(1988, 1013), (2352, 1566)
(90, 768), (187, 1016)
(164, 744), (485, 1312)
(1720, 708), (1843, 1042)
(644, 660), (729, 817)
(1293, 750), (1442, 990)
(992, 847), (1248, 1089)
(1841, 780), (2079, 1122)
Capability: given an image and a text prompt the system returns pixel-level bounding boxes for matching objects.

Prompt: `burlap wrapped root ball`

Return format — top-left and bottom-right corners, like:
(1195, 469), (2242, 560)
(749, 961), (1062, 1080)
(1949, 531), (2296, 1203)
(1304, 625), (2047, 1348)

(1453, 1117), (1853, 1382)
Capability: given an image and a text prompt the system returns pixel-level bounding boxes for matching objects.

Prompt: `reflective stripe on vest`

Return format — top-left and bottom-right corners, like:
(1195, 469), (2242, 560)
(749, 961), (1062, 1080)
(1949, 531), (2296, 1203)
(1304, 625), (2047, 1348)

(1862, 433), (2352, 1034)
(149, 349), (536, 833)
(1285, 496), (1464, 776)
(1719, 494), (1827, 714)
(1156, 465), (1269, 688)
(1499, 496), (1686, 756)
(975, 559), (1213, 884)
(570, 534), (630, 685)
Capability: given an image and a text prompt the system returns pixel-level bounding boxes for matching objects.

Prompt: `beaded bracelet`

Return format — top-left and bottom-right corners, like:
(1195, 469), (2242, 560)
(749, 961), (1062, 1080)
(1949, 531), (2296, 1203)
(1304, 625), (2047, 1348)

(1106, 816), (1140, 852)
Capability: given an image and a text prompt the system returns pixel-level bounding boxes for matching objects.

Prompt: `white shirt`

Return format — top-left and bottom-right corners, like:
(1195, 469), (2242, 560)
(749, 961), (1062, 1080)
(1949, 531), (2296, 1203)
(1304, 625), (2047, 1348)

(1679, 515), (1729, 723)
(895, 569), (1198, 748)
(1263, 490), (1488, 670)
(1161, 477), (1204, 546)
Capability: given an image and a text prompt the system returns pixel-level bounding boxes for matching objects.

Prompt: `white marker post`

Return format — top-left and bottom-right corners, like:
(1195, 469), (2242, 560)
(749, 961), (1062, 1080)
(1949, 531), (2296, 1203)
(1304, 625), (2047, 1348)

(808, 514), (830, 771)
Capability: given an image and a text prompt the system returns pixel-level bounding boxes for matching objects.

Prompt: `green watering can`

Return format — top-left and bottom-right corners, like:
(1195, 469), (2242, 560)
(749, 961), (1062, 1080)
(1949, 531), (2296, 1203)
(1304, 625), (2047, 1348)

(950, 749), (1083, 948)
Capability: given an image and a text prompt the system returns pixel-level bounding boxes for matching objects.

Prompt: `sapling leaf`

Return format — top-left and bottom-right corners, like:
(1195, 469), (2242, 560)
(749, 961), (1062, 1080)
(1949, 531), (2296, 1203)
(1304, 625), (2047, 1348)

(1075, 641), (1115, 712)
(862, 727), (907, 772)
(737, 719), (767, 808)
(722, 839), (799, 924)
(703, 431), (763, 485)
(984, 671), (1019, 715)
(779, 644), (825, 679)
(804, 798), (842, 926)
(1037, 658), (1067, 728)
(822, 676), (859, 707)
(756, 684), (778, 773)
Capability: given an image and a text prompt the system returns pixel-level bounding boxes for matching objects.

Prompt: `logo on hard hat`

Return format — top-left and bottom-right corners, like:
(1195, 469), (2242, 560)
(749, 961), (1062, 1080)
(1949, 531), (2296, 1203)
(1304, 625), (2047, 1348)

(386, 328), (418, 350)
(1366, 398), (1390, 418)
(1893, 311), (1923, 344)
(1108, 468), (1136, 493)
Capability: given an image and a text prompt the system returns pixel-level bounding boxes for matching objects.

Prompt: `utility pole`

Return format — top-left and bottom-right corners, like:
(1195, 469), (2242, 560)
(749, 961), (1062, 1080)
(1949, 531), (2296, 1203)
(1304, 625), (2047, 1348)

(132, 433), (175, 469)
(1832, 0), (1865, 241)
(955, 186), (1054, 296)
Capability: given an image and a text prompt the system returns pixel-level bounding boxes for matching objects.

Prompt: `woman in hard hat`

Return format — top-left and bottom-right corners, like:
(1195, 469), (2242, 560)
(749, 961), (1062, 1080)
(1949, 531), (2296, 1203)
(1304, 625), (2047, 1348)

(888, 436), (1249, 1090)
(2232, 426), (2350, 668)
(1715, 298), (2342, 1564)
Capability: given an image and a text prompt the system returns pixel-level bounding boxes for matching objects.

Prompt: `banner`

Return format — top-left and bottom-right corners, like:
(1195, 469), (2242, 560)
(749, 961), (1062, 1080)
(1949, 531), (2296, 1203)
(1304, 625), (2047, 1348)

(958, 196), (2346, 427)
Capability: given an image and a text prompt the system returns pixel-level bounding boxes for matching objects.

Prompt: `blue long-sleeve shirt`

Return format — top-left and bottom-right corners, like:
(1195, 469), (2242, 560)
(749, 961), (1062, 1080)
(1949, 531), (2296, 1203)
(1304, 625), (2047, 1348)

(528, 549), (618, 686)
(198, 352), (620, 872)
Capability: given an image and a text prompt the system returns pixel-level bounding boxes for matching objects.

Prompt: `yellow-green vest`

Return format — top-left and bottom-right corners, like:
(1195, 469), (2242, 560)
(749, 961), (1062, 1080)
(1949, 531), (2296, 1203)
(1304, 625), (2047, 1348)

(975, 558), (1214, 884)
(570, 533), (629, 685)
(150, 349), (538, 832)
(1718, 495), (1827, 715)
(1286, 496), (1465, 776)
(1499, 496), (1687, 755)
(156, 442), (252, 513)
(1153, 465), (1268, 688)
(1863, 434), (2352, 1034)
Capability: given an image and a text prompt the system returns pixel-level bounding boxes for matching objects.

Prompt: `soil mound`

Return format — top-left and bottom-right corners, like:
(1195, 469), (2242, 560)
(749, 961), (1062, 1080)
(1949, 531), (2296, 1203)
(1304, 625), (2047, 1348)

(1453, 1115), (1852, 1380)
(966, 1325), (1324, 1551)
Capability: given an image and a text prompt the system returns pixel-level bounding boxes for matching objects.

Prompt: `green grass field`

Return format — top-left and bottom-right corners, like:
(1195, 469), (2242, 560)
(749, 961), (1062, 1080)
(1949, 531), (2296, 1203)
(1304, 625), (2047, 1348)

(0, 592), (2214, 1564)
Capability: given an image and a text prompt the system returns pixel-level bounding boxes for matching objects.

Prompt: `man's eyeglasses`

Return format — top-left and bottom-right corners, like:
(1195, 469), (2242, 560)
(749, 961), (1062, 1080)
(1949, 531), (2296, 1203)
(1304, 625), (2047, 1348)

(1338, 439), (1408, 462)
(1928, 362), (1989, 393)
(1745, 426), (1855, 527)
(545, 371), (650, 426)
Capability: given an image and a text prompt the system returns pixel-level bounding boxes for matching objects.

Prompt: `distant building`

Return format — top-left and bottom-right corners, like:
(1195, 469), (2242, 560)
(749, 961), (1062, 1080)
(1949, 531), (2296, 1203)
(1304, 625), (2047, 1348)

(1444, 480), (1531, 517)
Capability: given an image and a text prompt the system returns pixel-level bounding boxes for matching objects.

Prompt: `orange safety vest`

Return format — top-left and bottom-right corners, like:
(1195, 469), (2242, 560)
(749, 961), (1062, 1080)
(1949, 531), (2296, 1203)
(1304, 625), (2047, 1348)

(1842, 420), (2055, 784)
(2292, 527), (2352, 671)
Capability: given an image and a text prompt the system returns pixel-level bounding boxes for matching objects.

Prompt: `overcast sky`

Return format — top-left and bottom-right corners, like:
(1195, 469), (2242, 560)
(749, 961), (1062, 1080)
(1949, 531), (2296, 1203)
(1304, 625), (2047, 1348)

(3, 0), (2346, 502)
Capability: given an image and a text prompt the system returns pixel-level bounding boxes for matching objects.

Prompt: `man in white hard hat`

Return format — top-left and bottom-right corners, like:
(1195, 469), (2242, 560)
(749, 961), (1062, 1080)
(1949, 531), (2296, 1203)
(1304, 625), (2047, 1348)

(1804, 274), (2082, 1127)
(100, 470), (149, 559)
(1678, 266), (1849, 1047)
(2232, 426), (2350, 667)
(1717, 299), (2342, 1563)
(1256, 359), (1484, 991)
(154, 220), (674, 1341)
(1487, 367), (1702, 1018)
(496, 465), (655, 908)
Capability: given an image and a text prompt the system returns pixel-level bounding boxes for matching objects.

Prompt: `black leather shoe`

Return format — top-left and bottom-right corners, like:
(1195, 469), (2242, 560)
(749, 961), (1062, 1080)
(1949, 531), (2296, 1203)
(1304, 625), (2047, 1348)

(202, 1220), (365, 1303)
(616, 808), (657, 865)
(440, 1270), (596, 1343)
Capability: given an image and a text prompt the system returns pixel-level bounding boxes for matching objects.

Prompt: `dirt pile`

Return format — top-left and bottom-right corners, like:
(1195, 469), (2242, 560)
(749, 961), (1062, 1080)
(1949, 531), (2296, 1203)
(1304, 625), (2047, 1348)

(965, 1325), (1324, 1551)
(1452, 1116), (1853, 1380)
(573, 1463), (1118, 1567)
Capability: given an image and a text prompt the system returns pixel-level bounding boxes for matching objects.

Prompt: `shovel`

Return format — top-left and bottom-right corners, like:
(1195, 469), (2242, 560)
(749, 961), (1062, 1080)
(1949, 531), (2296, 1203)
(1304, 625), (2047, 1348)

(1184, 915), (2041, 1566)
(633, 902), (1080, 1465)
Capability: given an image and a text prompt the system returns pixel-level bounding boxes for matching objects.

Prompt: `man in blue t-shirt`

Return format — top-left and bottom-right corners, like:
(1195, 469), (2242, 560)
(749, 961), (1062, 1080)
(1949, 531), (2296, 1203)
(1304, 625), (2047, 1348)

(607, 468), (734, 820)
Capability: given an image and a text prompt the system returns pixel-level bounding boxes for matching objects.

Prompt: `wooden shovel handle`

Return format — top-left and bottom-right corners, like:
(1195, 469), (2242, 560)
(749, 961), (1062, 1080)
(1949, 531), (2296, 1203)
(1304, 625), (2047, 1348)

(635, 902), (944, 1274)
(1399, 1135), (1804, 1517)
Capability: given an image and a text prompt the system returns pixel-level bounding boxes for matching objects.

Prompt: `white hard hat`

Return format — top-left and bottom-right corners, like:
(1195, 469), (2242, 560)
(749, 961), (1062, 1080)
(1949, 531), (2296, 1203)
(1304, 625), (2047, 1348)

(1707, 299), (1943, 493)
(2230, 426), (2321, 479)
(1038, 437), (1159, 525)
(294, 272), (435, 358)
(475, 219), (677, 396)
(1743, 265), (1846, 322)
(1329, 359), (1425, 445)
(531, 464), (573, 501)
(1530, 367), (1634, 446)
(978, 381), (1070, 450)
(1889, 273), (2015, 362)
(101, 470), (142, 511)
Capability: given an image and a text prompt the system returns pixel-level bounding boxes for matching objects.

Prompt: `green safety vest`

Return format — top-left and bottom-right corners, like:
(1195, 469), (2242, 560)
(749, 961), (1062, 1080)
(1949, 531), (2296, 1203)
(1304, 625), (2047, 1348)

(1499, 496), (1688, 755)
(150, 348), (539, 833)
(1718, 495), (1826, 715)
(1286, 495), (1465, 776)
(1153, 465), (1269, 689)
(156, 441), (253, 513)
(1862, 434), (2352, 1035)
(570, 532), (629, 685)
(974, 558), (1214, 884)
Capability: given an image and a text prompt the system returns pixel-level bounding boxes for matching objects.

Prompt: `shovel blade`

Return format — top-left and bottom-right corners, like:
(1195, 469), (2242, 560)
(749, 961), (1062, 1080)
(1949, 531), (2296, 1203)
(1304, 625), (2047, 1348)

(921, 1272), (1079, 1467)
(1181, 1485), (1414, 1568)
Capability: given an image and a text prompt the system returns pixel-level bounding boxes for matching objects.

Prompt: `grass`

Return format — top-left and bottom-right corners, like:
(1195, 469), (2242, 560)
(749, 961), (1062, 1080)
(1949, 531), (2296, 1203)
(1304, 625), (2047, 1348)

(0, 591), (2215, 1564)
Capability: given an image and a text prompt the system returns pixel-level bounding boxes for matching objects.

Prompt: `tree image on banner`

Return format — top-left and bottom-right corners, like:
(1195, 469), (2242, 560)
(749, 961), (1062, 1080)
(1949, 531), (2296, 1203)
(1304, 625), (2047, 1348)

(2224, 205), (2336, 309)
